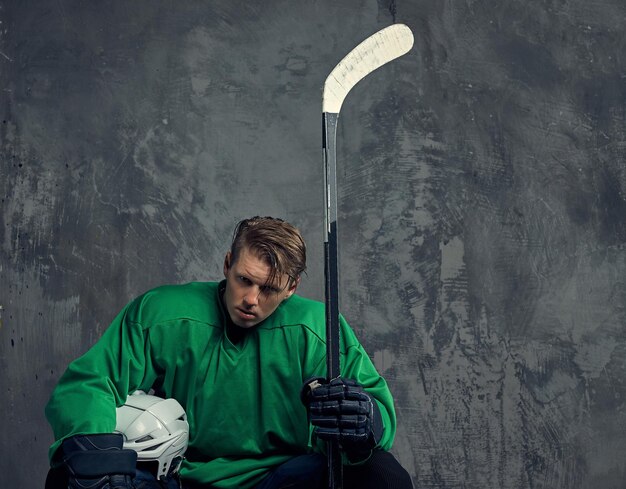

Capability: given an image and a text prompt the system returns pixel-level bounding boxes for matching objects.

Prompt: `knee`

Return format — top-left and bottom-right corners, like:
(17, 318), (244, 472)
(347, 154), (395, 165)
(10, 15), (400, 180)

(358, 450), (413, 489)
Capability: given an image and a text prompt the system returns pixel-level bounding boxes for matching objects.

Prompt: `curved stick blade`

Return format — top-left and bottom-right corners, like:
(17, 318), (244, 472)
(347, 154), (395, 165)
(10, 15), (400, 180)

(322, 24), (414, 114)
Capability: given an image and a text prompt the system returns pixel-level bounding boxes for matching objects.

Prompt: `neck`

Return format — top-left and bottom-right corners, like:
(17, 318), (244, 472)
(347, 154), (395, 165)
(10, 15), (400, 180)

(218, 281), (247, 345)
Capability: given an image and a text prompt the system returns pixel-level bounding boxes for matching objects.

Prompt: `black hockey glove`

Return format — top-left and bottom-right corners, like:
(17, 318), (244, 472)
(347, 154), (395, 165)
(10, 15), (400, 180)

(60, 433), (137, 489)
(301, 377), (383, 459)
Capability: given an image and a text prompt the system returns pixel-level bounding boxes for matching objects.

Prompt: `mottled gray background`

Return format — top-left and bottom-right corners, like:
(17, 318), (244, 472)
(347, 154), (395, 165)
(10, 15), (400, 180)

(1, 1), (625, 488)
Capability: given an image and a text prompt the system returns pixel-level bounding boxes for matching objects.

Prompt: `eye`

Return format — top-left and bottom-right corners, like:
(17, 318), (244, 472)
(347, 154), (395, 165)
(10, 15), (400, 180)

(261, 285), (280, 295)
(238, 276), (252, 285)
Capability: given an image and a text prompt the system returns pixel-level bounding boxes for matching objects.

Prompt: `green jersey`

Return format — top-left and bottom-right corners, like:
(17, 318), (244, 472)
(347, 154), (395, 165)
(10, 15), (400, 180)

(45, 281), (396, 488)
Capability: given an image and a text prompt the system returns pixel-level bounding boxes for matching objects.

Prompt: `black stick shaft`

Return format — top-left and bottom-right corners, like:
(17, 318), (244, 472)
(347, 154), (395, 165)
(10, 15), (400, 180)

(322, 111), (342, 489)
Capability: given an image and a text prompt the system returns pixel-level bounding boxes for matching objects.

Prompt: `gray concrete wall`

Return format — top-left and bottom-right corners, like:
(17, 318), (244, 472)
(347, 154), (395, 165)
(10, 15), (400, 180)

(1, 1), (625, 488)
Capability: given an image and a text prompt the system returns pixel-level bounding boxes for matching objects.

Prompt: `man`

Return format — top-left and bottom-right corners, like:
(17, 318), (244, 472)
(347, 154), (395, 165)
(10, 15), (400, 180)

(45, 216), (412, 489)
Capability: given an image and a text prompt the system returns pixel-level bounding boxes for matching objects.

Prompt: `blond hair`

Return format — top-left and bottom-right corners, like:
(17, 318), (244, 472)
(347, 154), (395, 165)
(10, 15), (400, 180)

(230, 216), (307, 287)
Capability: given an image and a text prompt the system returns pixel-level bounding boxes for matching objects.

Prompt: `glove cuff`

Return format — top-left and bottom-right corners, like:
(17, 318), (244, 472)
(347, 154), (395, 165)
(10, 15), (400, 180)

(370, 396), (383, 446)
(61, 434), (137, 478)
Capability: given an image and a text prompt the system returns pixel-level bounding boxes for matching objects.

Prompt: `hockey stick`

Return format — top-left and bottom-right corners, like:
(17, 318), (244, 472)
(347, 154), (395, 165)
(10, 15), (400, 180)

(322, 23), (414, 489)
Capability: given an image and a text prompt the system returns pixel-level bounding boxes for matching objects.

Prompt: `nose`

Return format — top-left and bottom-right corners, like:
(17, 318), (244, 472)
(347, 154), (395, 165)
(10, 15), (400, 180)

(243, 287), (259, 308)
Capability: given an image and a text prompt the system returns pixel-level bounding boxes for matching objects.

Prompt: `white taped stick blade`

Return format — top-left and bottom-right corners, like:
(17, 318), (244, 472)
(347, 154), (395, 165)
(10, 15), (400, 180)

(322, 24), (414, 114)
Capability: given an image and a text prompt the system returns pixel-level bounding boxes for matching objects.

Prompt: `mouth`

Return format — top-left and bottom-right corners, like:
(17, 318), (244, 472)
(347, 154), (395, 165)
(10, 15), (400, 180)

(235, 308), (257, 320)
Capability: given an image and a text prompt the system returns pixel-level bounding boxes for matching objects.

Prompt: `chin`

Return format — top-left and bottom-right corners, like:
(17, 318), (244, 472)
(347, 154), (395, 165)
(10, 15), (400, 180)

(234, 320), (259, 329)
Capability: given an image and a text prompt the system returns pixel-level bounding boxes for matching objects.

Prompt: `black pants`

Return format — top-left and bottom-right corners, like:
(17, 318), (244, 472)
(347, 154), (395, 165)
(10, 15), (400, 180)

(184, 450), (413, 489)
(342, 451), (413, 489)
(44, 467), (179, 489)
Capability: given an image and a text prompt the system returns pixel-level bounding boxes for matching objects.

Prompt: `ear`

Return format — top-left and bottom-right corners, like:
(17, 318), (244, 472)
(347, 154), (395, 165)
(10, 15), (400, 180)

(223, 252), (232, 278)
(284, 276), (301, 300)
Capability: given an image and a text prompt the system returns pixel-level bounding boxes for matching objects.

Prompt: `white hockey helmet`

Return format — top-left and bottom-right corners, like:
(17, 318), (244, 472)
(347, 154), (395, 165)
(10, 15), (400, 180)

(115, 391), (189, 479)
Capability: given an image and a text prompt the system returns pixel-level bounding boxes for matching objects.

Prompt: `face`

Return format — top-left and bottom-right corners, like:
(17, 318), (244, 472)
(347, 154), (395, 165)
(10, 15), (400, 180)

(223, 246), (299, 328)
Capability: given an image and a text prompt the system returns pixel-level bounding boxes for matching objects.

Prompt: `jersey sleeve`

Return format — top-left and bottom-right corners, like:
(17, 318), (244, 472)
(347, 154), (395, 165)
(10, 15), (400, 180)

(339, 315), (397, 452)
(44, 296), (159, 463)
(310, 314), (397, 461)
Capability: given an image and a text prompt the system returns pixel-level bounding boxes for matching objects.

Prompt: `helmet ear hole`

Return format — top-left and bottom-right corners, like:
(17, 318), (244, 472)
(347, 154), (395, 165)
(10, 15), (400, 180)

(137, 460), (160, 477)
(115, 391), (189, 478)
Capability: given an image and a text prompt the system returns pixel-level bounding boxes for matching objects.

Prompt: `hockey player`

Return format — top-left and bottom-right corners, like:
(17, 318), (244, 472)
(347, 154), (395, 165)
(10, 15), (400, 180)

(45, 216), (412, 489)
